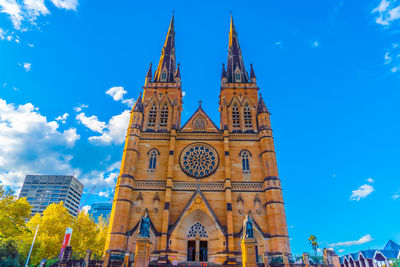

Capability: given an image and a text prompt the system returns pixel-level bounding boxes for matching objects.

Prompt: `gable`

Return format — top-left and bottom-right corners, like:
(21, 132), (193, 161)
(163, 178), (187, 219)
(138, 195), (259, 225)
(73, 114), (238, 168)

(180, 106), (220, 132)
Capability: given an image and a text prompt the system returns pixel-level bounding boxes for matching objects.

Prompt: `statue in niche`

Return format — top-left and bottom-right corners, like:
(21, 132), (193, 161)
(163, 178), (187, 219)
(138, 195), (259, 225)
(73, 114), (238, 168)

(243, 214), (254, 239)
(138, 210), (150, 238)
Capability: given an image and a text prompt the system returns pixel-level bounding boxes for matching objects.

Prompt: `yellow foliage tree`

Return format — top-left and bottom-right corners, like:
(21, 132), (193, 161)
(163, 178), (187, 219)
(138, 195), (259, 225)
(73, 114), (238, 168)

(0, 186), (31, 239)
(19, 202), (72, 265)
(69, 212), (109, 259)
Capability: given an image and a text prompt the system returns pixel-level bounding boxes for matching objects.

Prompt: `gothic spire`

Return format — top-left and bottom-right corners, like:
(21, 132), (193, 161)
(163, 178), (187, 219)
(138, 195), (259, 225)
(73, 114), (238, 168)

(175, 63), (181, 79)
(133, 92), (144, 112)
(154, 14), (176, 83)
(221, 63), (227, 79)
(250, 64), (256, 80)
(257, 94), (269, 114)
(226, 15), (249, 83)
(145, 63), (152, 85)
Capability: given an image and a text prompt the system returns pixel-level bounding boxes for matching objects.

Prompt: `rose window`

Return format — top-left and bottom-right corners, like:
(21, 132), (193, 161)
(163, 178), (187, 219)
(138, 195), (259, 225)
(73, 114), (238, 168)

(180, 143), (219, 179)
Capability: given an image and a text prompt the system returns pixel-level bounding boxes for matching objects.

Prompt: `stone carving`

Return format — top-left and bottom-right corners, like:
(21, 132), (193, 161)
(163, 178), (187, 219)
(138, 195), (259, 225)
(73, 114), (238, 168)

(138, 210), (150, 238)
(243, 214), (254, 239)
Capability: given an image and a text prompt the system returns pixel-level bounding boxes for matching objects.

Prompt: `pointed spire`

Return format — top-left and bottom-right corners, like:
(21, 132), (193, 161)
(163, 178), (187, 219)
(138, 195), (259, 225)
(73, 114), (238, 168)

(250, 63), (256, 81)
(133, 92), (144, 112)
(145, 63), (152, 85)
(221, 63), (227, 79)
(257, 93), (269, 114)
(154, 14), (176, 83)
(226, 15), (249, 83)
(175, 63), (181, 79)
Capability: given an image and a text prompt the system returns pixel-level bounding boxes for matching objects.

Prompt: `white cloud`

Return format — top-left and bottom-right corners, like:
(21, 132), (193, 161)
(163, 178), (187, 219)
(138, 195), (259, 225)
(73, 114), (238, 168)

(98, 190), (109, 197)
(329, 234), (373, 247)
(385, 52), (392, 64)
(76, 112), (106, 133)
(0, 0), (78, 30)
(0, 0), (24, 29)
(106, 86), (127, 101)
(73, 103), (88, 112)
(122, 98), (134, 108)
(373, 0), (400, 26)
(78, 161), (120, 193)
(22, 62), (31, 71)
(106, 86), (135, 107)
(81, 205), (90, 213)
(23, 0), (49, 17)
(55, 113), (69, 124)
(0, 98), (79, 188)
(50, 0), (78, 10)
(367, 177), (374, 183)
(312, 41), (319, 48)
(275, 41), (282, 46)
(338, 249), (345, 253)
(392, 191), (400, 200)
(391, 66), (400, 72)
(350, 184), (374, 201)
(88, 110), (130, 145)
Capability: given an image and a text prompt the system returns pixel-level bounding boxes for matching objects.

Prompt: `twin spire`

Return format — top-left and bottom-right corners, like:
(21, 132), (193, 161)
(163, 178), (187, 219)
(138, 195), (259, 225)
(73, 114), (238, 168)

(147, 14), (254, 84)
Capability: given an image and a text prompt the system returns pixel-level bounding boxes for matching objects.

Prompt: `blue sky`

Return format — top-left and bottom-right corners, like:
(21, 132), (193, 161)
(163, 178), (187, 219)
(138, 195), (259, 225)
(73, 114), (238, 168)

(1, 0), (400, 256)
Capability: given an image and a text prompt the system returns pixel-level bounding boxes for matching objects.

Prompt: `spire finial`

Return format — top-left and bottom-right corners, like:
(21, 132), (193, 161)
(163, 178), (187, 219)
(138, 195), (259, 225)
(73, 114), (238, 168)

(154, 15), (176, 82)
(226, 15), (249, 83)
(198, 100), (203, 106)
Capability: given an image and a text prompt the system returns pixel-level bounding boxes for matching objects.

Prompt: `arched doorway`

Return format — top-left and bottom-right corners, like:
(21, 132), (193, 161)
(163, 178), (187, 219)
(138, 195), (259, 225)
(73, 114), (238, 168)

(186, 221), (208, 262)
(169, 209), (226, 263)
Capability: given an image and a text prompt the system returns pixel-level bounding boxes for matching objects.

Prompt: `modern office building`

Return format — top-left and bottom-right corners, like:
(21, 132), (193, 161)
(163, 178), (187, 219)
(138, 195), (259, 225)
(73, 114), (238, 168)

(19, 175), (84, 217)
(89, 203), (112, 222)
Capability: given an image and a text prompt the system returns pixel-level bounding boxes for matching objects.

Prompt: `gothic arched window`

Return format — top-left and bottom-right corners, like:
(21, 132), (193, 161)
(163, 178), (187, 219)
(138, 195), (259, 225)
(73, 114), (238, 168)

(232, 104), (240, 128)
(244, 104), (252, 129)
(240, 150), (251, 173)
(161, 71), (167, 81)
(148, 149), (159, 171)
(148, 103), (157, 127)
(160, 103), (168, 127)
(235, 70), (242, 82)
(187, 222), (208, 238)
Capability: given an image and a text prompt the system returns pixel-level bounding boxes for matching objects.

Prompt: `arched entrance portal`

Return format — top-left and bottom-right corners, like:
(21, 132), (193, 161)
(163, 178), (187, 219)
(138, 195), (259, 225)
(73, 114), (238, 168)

(169, 208), (226, 263)
(187, 222), (208, 262)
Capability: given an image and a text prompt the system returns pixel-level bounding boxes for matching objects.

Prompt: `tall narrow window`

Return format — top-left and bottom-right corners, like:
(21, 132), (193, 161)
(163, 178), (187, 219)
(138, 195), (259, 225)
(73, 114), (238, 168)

(161, 72), (167, 81)
(232, 104), (240, 128)
(148, 149), (158, 171)
(240, 150), (251, 173)
(148, 103), (157, 127)
(160, 104), (168, 127)
(244, 105), (252, 128)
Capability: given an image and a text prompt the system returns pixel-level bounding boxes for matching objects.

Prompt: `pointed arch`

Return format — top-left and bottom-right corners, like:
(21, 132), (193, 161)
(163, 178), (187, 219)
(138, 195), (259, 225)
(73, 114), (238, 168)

(232, 103), (240, 129)
(160, 102), (169, 127)
(148, 148), (159, 171)
(244, 103), (252, 129)
(148, 102), (158, 127)
(240, 149), (251, 173)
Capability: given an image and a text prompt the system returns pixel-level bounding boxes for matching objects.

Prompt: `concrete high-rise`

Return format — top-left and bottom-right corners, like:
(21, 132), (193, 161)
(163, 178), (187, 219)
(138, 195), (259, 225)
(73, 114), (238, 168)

(19, 175), (84, 217)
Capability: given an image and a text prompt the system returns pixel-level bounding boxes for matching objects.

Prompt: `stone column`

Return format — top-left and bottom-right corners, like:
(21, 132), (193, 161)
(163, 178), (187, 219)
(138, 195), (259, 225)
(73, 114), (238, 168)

(241, 237), (258, 267)
(134, 237), (152, 267)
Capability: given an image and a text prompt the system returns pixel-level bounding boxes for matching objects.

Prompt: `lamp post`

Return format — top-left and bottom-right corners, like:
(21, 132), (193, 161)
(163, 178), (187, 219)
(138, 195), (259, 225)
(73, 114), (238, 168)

(25, 224), (39, 267)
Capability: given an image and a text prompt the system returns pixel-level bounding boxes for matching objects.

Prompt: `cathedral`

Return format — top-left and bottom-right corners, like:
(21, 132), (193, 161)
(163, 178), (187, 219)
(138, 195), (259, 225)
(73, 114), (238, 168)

(104, 15), (291, 265)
